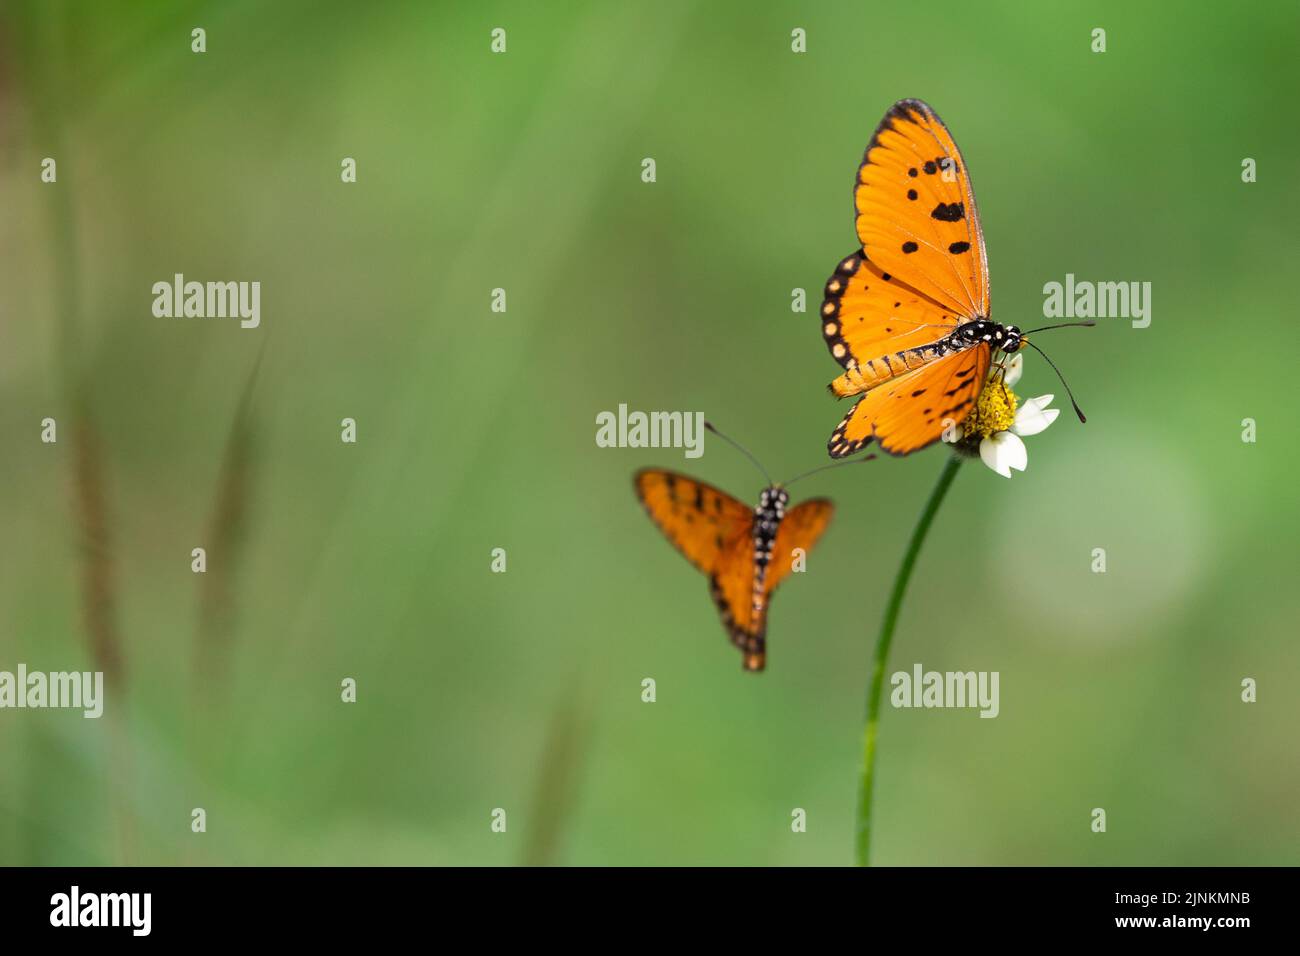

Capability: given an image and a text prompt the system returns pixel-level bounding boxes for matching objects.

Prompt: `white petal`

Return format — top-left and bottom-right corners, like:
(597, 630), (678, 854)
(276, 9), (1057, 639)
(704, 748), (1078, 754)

(980, 431), (1027, 478)
(1001, 432), (1028, 472)
(980, 433), (1009, 477)
(1013, 401), (1060, 437)
(979, 438), (1009, 477)
(1026, 393), (1054, 410)
(1001, 352), (1024, 387)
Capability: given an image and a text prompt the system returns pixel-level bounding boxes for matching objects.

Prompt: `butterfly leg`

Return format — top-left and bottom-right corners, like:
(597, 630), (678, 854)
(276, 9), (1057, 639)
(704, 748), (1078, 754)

(989, 359), (1009, 403)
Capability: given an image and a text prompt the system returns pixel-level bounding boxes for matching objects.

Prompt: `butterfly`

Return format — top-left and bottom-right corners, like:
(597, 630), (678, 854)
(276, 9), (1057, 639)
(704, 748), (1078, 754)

(633, 468), (833, 672)
(819, 99), (1083, 458)
(633, 425), (867, 671)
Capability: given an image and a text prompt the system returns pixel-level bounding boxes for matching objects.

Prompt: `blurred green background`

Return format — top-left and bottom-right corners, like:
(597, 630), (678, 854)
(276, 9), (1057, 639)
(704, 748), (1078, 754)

(1, 0), (1297, 866)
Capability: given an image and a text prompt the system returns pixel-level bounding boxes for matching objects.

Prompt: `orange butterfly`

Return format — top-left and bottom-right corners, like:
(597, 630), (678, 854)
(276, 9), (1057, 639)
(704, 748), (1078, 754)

(633, 429), (865, 671)
(820, 99), (1083, 458)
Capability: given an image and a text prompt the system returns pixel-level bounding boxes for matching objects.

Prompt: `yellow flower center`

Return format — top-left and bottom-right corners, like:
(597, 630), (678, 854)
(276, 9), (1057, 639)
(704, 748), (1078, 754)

(963, 380), (1019, 440)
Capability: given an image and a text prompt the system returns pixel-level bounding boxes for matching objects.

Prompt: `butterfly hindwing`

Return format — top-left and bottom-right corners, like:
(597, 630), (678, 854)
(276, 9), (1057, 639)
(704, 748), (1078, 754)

(828, 344), (991, 458)
(854, 99), (990, 321)
(709, 535), (761, 667)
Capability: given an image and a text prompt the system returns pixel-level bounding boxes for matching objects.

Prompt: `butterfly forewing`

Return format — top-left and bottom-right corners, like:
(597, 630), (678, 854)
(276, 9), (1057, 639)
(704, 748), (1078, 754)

(634, 469), (754, 574)
(854, 99), (989, 320)
(763, 499), (834, 597)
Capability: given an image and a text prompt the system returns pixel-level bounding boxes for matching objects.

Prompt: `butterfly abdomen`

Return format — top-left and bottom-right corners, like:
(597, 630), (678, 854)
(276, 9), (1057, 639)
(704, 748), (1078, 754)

(750, 487), (788, 615)
(828, 340), (959, 398)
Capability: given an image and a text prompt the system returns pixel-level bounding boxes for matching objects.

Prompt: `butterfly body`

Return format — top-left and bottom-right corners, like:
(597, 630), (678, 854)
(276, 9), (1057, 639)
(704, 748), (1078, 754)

(820, 99), (1012, 458)
(634, 470), (832, 672)
(749, 486), (788, 613)
(828, 317), (1024, 400)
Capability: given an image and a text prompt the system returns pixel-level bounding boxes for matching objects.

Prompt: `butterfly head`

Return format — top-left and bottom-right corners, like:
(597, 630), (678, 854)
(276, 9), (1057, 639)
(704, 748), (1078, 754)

(1000, 325), (1024, 354)
(757, 486), (789, 519)
(955, 319), (1023, 355)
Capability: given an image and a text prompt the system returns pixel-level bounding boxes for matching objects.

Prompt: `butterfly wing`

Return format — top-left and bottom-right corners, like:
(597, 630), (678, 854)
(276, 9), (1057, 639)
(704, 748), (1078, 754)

(821, 250), (962, 397)
(635, 469), (764, 666)
(763, 499), (835, 598)
(828, 344), (991, 458)
(634, 469), (753, 574)
(854, 99), (989, 321)
(709, 499), (835, 672)
(708, 537), (763, 669)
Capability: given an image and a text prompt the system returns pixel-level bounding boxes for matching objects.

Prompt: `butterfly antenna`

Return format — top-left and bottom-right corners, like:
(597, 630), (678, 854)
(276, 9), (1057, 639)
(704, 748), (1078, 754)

(1023, 340), (1087, 423)
(704, 421), (773, 486)
(782, 453), (877, 489)
(1023, 320), (1097, 334)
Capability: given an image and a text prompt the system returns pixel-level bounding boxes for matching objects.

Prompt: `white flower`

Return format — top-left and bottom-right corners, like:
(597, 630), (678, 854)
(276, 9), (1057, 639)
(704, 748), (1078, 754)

(979, 391), (1059, 478)
(943, 353), (1061, 478)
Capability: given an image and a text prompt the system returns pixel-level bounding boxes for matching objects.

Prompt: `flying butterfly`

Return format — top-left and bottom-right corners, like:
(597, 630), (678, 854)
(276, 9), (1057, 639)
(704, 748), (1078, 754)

(634, 424), (871, 671)
(820, 98), (1089, 458)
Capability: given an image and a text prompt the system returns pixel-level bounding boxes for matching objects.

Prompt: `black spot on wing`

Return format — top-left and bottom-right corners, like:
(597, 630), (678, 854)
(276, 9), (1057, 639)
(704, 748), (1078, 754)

(931, 202), (965, 222)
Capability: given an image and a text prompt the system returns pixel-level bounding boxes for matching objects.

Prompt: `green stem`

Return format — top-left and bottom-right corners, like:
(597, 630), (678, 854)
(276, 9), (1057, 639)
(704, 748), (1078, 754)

(856, 453), (962, 866)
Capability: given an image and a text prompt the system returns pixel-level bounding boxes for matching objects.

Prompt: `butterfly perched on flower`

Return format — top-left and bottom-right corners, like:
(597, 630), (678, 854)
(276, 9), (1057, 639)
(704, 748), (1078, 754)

(820, 99), (1087, 458)
(633, 427), (866, 671)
